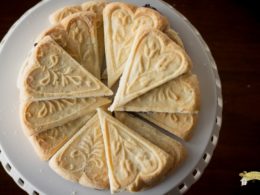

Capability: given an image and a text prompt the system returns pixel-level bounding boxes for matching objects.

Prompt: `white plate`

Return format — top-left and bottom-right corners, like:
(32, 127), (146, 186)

(0, 0), (222, 194)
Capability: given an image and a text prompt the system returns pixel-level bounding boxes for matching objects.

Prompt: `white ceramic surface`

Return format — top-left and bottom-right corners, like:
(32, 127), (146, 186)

(0, 0), (222, 195)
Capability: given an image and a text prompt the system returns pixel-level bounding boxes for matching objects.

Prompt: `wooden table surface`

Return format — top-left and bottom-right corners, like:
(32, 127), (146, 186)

(0, 0), (259, 194)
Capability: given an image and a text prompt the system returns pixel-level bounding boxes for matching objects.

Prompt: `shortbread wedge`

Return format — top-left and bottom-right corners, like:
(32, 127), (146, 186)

(30, 112), (95, 160)
(103, 2), (169, 87)
(138, 112), (198, 140)
(21, 36), (113, 100)
(49, 0), (106, 71)
(109, 29), (191, 111)
(97, 108), (173, 193)
(37, 11), (101, 78)
(21, 97), (110, 136)
(49, 114), (109, 190)
(116, 73), (200, 113)
(115, 112), (186, 168)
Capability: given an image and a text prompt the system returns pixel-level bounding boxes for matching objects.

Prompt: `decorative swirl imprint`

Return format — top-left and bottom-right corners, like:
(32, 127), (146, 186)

(131, 16), (155, 32)
(68, 19), (89, 47)
(109, 123), (160, 182)
(110, 124), (137, 182)
(35, 50), (84, 87)
(111, 9), (155, 70)
(49, 54), (59, 68)
(165, 113), (194, 124)
(60, 127), (105, 179)
(153, 113), (180, 123)
(62, 128), (105, 172)
(39, 66), (83, 87)
(126, 35), (182, 94)
(66, 19), (95, 71)
(151, 79), (194, 104)
(82, 49), (94, 67)
(36, 99), (76, 118)
(36, 125), (67, 147)
(71, 23), (85, 44)
(148, 113), (194, 130)
(26, 98), (95, 119)
(147, 84), (180, 103)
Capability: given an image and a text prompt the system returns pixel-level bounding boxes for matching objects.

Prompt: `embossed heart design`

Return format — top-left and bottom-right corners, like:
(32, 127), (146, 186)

(104, 3), (168, 87)
(110, 29), (191, 111)
(41, 12), (100, 78)
(23, 36), (113, 100)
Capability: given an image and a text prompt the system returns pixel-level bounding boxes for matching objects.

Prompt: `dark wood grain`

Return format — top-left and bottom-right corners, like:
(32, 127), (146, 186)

(1, 0), (260, 194)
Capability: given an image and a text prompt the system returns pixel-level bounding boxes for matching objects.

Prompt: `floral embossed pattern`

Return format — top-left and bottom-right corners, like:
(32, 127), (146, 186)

(51, 115), (109, 189)
(31, 114), (94, 160)
(110, 29), (191, 111)
(139, 112), (197, 140)
(104, 3), (168, 87)
(97, 109), (173, 193)
(23, 36), (113, 100)
(44, 11), (100, 78)
(125, 32), (184, 94)
(109, 123), (159, 177)
(118, 74), (200, 113)
(49, 1), (106, 73)
(22, 97), (110, 136)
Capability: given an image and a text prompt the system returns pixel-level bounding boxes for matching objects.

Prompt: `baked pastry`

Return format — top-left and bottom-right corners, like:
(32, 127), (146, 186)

(109, 28), (191, 111)
(21, 97), (110, 136)
(116, 73), (200, 113)
(115, 112), (186, 168)
(38, 11), (101, 78)
(30, 112), (95, 160)
(138, 112), (198, 140)
(97, 108), (173, 193)
(103, 2), (169, 87)
(49, 114), (109, 190)
(49, 0), (106, 72)
(21, 36), (113, 100)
